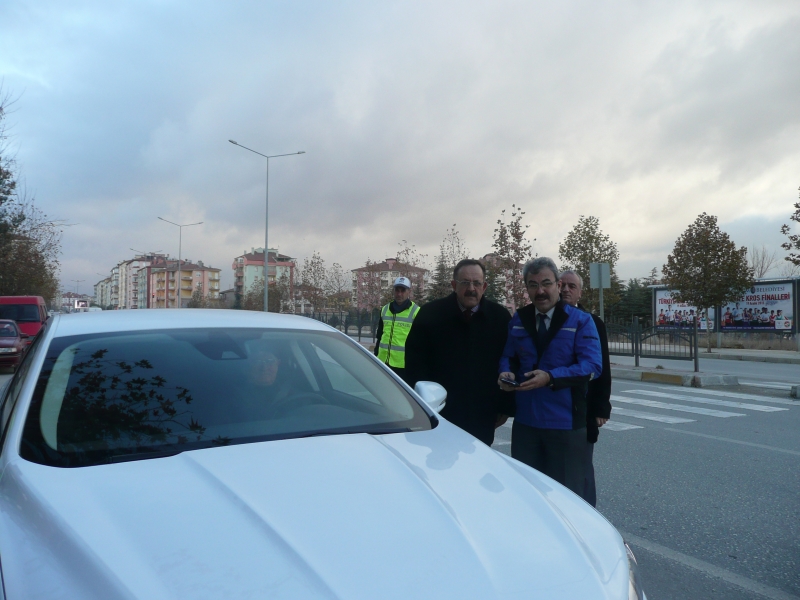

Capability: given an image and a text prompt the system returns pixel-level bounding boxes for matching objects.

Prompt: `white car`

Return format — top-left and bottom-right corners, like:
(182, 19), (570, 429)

(0, 310), (645, 599)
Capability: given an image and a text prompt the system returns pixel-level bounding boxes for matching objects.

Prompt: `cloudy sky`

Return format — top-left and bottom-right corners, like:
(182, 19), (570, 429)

(2, 0), (799, 293)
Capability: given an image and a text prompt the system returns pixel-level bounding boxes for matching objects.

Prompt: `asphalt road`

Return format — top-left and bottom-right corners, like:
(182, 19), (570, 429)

(493, 379), (800, 600)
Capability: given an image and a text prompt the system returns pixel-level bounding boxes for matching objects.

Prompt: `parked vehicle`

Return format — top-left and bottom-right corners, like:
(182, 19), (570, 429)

(0, 310), (645, 599)
(0, 296), (48, 343)
(0, 320), (26, 370)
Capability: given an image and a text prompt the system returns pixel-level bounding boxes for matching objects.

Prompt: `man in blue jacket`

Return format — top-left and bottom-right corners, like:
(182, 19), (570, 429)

(498, 257), (602, 495)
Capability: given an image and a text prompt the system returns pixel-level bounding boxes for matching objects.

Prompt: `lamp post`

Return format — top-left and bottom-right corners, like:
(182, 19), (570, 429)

(229, 140), (305, 312)
(158, 218), (203, 308)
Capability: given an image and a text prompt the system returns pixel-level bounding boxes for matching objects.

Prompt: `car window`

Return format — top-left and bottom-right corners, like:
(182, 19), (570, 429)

(0, 323), (18, 337)
(0, 304), (40, 323)
(20, 328), (431, 467)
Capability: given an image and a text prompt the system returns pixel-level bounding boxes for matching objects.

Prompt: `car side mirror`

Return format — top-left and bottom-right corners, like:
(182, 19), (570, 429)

(414, 381), (447, 414)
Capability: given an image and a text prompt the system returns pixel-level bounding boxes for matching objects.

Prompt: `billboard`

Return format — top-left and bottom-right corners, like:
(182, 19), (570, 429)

(719, 282), (794, 331)
(654, 290), (715, 330)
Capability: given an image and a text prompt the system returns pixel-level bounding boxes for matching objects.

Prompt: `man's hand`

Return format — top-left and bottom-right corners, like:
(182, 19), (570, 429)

(517, 370), (551, 391)
(596, 417), (608, 427)
(495, 414), (509, 428)
(498, 372), (516, 392)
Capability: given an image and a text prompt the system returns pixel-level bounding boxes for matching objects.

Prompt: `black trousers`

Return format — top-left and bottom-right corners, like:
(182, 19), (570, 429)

(584, 442), (596, 507)
(511, 421), (587, 496)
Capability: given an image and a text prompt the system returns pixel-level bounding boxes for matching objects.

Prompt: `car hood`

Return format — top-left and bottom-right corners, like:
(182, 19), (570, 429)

(0, 424), (628, 600)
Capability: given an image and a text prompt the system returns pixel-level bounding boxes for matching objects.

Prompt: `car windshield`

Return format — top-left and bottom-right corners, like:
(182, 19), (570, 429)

(0, 304), (40, 322)
(21, 328), (432, 467)
(0, 323), (18, 337)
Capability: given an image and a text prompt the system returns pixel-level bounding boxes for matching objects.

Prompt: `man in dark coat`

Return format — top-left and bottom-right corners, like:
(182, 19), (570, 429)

(559, 269), (611, 507)
(405, 259), (512, 446)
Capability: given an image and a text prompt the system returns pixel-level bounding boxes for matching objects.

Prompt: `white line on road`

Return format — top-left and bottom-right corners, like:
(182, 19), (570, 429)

(657, 386), (797, 406)
(664, 428), (800, 456)
(602, 421), (644, 431)
(619, 530), (800, 600)
(611, 407), (695, 424)
(610, 395), (745, 417)
(622, 390), (787, 412)
(739, 380), (797, 391)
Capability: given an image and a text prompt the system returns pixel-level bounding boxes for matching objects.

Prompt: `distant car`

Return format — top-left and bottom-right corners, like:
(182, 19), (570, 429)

(0, 295), (48, 344)
(0, 310), (645, 599)
(0, 320), (26, 370)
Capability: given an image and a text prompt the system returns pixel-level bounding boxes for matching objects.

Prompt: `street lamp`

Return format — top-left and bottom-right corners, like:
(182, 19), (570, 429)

(158, 217), (203, 308)
(70, 279), (85, 295)
(130, 247), (162, 257)
(229, 139), (305, 312)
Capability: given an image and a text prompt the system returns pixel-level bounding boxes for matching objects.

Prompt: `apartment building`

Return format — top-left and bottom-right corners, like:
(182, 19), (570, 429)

(351, 258), (427, 309)
(232, 248), (296, 299)
(94, 277), (112, 309)
(147, 259), (222, 308)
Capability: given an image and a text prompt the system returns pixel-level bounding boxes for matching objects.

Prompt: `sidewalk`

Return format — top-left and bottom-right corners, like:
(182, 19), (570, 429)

(697, 347), (800, 365)
(610, 365), (738, 388)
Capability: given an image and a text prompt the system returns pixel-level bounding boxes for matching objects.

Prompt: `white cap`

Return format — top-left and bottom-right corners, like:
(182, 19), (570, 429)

(393, 277), (411, 289)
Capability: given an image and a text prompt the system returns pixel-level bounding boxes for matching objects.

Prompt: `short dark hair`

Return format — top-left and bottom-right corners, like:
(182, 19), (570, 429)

(453, 259), (486, 280)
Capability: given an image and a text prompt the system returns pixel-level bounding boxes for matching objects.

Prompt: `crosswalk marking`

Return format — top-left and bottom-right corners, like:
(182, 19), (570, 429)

(650, 387), (796, 406)
(603, 421), (644, 431)
(739, 380), (797, 391)
(612, 407), (696, 424)
(610, 395), (745, 417)
(621, 390), (788, 413)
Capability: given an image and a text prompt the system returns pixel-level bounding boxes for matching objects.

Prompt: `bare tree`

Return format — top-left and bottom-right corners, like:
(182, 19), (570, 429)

(301, 251), (327, 311)
(325, 262), (351, 310)
(493, 205), (535, 310)
(749, 245), (778, 278)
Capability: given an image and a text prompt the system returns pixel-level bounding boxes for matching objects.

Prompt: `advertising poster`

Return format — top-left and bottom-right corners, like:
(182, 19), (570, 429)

(654, 290), (715, 330)
(719, 282), (794, 331)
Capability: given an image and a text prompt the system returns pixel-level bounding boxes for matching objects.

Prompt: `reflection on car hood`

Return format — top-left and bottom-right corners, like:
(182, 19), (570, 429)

(0, 423), (628, 599)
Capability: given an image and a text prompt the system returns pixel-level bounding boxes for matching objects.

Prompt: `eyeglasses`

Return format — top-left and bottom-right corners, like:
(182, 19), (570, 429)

(525, 280), (556, 291)
(455, 280), (484, 289)
(257, 356), (279, 367)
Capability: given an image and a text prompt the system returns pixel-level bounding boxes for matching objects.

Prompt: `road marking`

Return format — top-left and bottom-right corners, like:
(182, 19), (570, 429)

(602, 421), (644, 431)
(619, 530), (800, 600)
(656, 386), (796, 406)
(492, 441), (510, 446)
(664, 428), (800, 457)
(611, 407), (695, 424)
(739, 380), (797, 391)
(621, 390), (787, 412)
(610, 395), (745, 417)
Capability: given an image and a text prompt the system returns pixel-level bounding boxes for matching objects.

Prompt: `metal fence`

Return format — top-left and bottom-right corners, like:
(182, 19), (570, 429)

(301, 309), (381, 342)
(607, 319), (699, 371)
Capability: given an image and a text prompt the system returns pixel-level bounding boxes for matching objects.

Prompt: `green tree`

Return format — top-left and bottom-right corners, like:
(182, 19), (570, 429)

(558, 215), (620, 316)
(425, 246), (452, 302)
(301, 251), (327, 311)
(493, 205), (534, 310)
(780, 187), (800, 268)
(0, 92), (62, 303)
(662, 213), (754, 352)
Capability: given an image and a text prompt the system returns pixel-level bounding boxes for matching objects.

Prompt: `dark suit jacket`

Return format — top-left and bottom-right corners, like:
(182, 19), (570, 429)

(405, 293), (512, 445)
(582, 307), (612, 443)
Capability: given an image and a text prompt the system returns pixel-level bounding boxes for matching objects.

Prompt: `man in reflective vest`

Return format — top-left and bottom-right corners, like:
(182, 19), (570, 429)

(373, 277), (420, 382)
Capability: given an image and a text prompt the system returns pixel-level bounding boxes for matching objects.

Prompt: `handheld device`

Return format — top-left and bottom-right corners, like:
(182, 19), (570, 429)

(499, 377), (519, 387)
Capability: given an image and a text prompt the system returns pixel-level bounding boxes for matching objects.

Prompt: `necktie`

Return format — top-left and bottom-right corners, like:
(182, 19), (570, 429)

(537, 313), (547, 334)
(463, 308), (473, 321)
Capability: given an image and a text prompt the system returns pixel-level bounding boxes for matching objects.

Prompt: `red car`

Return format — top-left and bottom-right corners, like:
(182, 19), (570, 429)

(0, 320), (27, 371)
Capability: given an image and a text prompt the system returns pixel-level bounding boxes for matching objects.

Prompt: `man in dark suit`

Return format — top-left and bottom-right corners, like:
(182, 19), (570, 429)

(498, 258), (602, 496)
(405, 259), (512, 446)
(559, 270), (611, 507)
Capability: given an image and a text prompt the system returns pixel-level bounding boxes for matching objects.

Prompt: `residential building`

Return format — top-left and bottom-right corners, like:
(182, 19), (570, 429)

(148, 259), (222, 308)
(232, 248), (296, 300)
(119, 254), (166, 309)
(94, 277), (112, 309)
(351, 258), (427, 310)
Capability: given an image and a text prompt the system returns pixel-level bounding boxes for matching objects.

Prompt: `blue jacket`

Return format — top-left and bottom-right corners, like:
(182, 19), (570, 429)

(499, 301), (602, 430)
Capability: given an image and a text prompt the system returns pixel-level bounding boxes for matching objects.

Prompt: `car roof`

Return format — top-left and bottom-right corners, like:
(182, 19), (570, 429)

(49, 309), (335, 338)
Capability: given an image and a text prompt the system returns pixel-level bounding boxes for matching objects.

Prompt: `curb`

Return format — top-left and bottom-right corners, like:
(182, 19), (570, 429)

(611, 366), (738, 388)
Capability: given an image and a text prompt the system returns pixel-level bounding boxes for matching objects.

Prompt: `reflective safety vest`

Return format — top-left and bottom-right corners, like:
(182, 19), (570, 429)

(377, 302), (420, 368)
